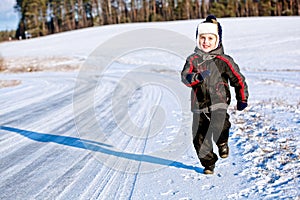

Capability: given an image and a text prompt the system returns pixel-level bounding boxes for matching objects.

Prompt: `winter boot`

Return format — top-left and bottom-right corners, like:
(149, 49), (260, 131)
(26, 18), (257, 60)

(218, 143), (229, 158)
(203, 164), (215, 174)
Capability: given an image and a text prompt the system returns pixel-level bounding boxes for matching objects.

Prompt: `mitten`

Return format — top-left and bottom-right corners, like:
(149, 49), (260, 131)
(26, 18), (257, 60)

(237, 101), (248, 111)
(196, 70), (210, 81)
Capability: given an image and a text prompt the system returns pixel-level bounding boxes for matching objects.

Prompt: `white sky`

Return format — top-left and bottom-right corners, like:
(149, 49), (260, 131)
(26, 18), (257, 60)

(0, 0), (19, 31)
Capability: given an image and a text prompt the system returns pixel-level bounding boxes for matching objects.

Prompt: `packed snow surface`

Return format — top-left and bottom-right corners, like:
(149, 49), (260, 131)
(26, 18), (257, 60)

(0, 17), (299, 199)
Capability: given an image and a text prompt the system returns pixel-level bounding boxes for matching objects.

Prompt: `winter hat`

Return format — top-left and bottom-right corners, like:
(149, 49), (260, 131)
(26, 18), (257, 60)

(196, 15), (222, 49)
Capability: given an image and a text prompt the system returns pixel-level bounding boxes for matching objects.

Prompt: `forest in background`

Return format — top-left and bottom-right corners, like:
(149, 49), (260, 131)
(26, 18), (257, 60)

(0, 0), (299, 42)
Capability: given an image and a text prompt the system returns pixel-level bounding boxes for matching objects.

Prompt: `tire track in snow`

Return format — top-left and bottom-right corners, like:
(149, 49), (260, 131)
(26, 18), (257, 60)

(75, 71), (166, 199)
(0, 87), (75, 160)
(34, 153), (93, 200)
(0, 73), (93, 199)
(1, 75), (75, 126)
(54, 72), (163, 199)
(128, 84), (163, 198)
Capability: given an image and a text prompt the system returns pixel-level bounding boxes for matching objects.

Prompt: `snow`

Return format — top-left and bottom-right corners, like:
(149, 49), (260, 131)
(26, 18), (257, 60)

(0, 16), (299, 199)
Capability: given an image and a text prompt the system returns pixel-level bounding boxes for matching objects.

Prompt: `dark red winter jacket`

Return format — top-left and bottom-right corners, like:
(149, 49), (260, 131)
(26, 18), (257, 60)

(181, 45), (248, 113)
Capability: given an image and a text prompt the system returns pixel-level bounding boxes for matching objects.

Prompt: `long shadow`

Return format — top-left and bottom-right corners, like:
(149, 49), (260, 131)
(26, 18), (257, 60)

(0, 126), (202, 173)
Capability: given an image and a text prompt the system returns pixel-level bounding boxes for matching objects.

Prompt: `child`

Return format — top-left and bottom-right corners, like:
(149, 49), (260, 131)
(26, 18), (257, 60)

(181, 15), (249, 174)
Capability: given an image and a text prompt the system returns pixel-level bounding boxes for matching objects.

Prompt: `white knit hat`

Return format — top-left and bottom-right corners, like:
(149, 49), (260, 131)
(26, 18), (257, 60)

(196, 22), (219, 49)
(196, 15), (223, 51)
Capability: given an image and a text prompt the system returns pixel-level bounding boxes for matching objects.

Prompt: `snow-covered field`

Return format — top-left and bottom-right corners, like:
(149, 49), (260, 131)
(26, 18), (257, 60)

(0, 17), (299, 199)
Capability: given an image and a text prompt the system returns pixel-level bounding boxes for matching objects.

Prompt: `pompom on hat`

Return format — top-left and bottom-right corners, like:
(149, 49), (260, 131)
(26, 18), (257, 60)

(196, 15), (222, 50)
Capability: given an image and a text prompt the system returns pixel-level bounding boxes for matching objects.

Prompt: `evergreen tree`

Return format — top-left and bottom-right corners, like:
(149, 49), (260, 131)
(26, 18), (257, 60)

(10, 0), (300, 40)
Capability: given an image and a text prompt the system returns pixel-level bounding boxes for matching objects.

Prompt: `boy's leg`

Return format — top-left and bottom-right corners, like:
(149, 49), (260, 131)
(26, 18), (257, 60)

(213, 111), (231, 145)
(211, 110), (231, 158)
(192, 113), (218, 170)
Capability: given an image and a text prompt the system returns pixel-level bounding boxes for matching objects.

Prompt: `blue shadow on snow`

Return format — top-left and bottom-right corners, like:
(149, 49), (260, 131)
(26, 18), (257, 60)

(0, 126), (202, 173)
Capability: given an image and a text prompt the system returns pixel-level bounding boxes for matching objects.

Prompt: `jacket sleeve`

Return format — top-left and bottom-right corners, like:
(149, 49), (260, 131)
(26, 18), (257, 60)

(181, 55), (201, 87)
(217, 55), (249, 101)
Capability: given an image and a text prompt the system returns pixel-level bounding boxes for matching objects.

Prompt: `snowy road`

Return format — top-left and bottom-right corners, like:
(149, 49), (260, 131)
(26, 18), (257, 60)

(0, 17), (299, 199)
(0, 71), (247, 199)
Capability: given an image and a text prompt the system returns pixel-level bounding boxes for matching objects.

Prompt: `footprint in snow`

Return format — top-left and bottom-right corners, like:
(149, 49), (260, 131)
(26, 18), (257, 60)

(181, 173), (202, 181)
(160, 189), (179, 196)
(167, 179), (174, 184)
(201, 184), (215, 190)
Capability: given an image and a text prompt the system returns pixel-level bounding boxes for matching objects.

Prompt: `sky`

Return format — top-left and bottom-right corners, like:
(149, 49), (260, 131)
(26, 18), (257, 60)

(0, 0), (19, 31)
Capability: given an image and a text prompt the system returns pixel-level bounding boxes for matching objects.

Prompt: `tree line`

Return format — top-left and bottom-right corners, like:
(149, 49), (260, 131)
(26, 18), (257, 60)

(7, 0), (300, 40)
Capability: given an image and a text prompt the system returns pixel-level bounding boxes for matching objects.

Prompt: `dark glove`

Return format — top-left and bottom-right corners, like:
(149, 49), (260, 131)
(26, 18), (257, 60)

(237, 101), (248, 111)
(196, 70), (210, 82)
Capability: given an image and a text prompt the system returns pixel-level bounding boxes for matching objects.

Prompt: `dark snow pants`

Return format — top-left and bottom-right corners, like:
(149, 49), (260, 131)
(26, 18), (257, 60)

(192, 109), (231, 167)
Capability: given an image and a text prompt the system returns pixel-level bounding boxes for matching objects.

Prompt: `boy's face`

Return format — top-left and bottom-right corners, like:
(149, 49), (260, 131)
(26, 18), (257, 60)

(199, 33), (217, 52)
